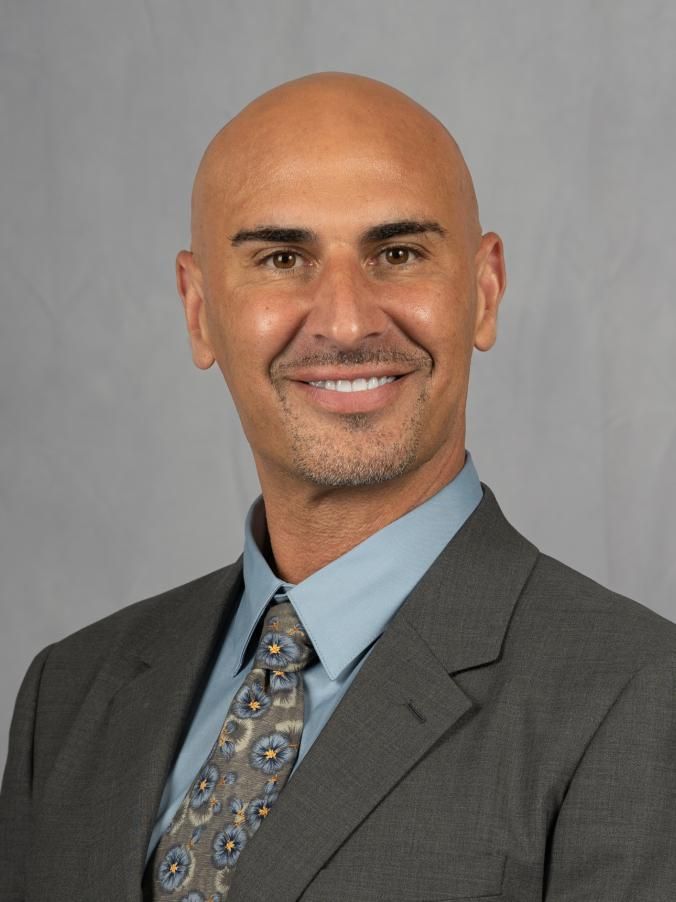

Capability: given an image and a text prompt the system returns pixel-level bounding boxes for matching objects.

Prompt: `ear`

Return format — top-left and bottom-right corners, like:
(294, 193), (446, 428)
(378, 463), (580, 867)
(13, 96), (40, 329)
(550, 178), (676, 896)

(473, 232), (507, 352)
(176, 250), (216, 369)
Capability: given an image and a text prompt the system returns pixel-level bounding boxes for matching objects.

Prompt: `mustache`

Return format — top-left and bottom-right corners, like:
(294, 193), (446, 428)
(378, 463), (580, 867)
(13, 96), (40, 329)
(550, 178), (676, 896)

(272, 348), (431, 376)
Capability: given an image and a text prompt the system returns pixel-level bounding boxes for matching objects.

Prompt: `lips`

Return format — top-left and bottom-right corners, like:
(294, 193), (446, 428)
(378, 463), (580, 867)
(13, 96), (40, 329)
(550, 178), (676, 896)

(290, 368), (413, 383)
(291, 371), (411, 413)
(307, 375), (399, 393)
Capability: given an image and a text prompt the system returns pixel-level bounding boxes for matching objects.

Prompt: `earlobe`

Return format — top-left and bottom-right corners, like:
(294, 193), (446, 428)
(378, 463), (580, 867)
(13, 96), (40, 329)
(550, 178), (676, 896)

(175, 250), (216, 370)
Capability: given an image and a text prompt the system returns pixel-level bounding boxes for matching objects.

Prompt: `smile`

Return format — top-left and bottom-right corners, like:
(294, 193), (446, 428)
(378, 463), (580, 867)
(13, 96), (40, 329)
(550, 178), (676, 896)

(307, 376), (398, 392)
(292, 373), (410, 414)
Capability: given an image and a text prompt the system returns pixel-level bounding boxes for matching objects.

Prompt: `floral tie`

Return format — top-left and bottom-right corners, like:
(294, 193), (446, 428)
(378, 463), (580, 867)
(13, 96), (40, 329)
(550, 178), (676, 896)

(146, 597), (317, 901)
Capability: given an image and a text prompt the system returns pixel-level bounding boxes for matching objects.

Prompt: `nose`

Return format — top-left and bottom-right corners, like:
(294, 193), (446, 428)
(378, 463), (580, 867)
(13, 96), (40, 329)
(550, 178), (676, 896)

(303, 253), (390, 349)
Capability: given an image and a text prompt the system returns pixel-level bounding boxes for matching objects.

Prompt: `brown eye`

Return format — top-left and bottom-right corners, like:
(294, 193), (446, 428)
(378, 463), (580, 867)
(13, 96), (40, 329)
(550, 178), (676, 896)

(384, 247), (410, 265)
(271, 251), (297, 269)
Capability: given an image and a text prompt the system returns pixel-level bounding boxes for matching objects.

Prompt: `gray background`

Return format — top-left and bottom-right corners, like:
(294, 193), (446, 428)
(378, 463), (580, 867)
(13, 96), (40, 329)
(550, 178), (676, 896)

(1, 0), (675, 773)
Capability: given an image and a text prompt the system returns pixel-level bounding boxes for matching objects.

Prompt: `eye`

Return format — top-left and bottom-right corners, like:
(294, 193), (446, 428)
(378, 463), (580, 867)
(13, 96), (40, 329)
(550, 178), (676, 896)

(260, 250), (301, 270)
(379, 245), (420, 265)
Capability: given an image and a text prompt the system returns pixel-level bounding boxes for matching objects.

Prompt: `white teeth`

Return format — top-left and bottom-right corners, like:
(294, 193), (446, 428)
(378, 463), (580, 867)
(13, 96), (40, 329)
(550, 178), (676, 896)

(308, 375), (398, 392)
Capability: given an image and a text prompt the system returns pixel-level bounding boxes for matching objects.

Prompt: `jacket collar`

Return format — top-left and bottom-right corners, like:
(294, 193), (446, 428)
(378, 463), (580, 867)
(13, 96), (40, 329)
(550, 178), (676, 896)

(240, 450), (484, 681)
(125, 478), (536, 678)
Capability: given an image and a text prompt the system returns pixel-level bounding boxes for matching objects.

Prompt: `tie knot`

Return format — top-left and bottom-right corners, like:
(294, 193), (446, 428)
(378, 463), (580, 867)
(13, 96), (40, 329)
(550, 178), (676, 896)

(254, 599), (316, 672)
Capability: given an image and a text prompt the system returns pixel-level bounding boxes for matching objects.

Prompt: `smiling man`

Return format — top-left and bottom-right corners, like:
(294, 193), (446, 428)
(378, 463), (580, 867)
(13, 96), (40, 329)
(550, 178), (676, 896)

(2, 72), (676, 902)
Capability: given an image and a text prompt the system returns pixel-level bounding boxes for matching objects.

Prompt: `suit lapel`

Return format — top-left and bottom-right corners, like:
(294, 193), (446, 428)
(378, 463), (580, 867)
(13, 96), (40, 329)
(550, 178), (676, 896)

(228, 614), (473, 901)
(39, 560), (245, 899)
(117, 561), (246, 897)
(228, 484), (540, 901)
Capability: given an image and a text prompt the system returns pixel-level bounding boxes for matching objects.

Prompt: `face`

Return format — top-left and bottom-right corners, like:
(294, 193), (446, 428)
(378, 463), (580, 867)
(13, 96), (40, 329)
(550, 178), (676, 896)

(179, 103), (505, 491)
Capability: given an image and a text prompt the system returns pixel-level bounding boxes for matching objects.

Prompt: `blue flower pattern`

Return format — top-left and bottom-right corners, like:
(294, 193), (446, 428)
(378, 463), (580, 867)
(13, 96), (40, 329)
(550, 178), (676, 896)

(158, 844), (192, 892)
(270, 669), (298, 693)
(231, 680), (272, 718)
(255, 631), (301, 670)
(212, 825), (248, 868)
(190, 764), (219, 810)
(217, 720), (237, 761)
(152, 600), (316, 898)
(246, 792), (279, 832)
(250, 732), (293, 773)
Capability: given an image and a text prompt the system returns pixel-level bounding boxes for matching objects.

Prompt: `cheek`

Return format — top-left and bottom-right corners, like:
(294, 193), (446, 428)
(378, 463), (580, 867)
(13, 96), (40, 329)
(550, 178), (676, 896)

(215, 285), (303, 385)
(388, 280), (473, 369)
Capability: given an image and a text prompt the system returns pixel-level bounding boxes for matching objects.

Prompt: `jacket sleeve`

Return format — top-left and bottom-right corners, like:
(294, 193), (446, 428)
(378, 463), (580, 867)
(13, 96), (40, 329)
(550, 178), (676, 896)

(544, 652), (676, 900)
(0, 645), (54, 902)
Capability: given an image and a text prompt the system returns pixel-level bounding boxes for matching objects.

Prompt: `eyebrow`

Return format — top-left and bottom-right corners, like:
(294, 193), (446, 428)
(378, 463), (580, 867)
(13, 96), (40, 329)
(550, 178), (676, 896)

(230, 226), (317, 246)
(361, 220), (447, 242)
(228, 219), (447, 247)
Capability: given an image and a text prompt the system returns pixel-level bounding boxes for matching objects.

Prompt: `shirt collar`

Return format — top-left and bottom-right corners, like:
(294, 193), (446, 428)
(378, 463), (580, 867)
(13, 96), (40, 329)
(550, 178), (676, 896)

(236, 450), (483, 680)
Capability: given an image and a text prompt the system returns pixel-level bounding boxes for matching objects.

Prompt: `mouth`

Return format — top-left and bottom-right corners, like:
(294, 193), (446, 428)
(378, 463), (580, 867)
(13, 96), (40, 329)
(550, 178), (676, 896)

(289, 371), (413, 413)
(290, 366), (412, 388)
(305, 374), (402, 393)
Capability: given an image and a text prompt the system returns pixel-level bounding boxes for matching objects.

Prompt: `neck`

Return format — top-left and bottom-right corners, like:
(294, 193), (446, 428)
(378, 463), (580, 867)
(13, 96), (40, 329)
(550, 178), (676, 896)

(255, 439), (467, 584)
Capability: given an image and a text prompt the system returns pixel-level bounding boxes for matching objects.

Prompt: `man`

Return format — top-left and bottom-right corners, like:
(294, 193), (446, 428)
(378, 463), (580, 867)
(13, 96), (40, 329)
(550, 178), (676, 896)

(1, 71), (675, 901)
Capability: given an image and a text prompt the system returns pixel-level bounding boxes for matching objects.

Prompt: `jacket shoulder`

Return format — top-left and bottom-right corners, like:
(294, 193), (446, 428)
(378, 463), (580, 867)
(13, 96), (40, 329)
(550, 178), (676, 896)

(40, 561), (239, 679)
(516, 551), (676, 667)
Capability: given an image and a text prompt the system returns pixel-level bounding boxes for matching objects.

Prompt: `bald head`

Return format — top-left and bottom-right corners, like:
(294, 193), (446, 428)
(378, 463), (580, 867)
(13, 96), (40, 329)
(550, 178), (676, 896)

(176, 71), (506, 505)
(190, 72), (480, 266)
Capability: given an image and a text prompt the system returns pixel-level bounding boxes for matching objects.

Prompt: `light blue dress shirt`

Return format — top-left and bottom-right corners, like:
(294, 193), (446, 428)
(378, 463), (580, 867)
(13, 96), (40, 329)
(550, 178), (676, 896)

(146, 450), (483, 863)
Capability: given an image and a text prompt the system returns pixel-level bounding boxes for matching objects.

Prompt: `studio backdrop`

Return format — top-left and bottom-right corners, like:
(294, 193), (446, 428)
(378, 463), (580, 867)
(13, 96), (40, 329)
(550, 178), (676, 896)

(1, 0), (675, 771)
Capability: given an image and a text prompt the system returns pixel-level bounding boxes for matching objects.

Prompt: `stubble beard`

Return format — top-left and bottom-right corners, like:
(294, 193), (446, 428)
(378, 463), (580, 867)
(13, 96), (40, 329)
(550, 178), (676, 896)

(275, 381), (430, 488)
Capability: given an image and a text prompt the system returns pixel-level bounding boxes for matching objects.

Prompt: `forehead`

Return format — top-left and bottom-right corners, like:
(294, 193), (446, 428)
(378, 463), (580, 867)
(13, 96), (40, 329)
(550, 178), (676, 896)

(243, 160), (448, 226)
(201, 119), (463, 237)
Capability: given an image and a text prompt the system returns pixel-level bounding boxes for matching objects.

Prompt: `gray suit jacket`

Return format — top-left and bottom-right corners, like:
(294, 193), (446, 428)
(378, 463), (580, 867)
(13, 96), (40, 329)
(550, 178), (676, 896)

(2, 483), (676, 901)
